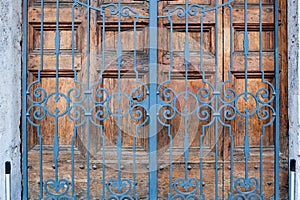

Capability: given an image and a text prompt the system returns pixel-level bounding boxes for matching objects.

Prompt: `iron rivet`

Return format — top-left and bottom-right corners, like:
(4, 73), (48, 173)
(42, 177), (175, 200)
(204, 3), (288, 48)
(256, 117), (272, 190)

(27, 166), (32, 170)
(146, 165), (149, 169)
(92, 164), (97, 170)
(135, 182), (138, 186)
(254, 165), (259, 170)
(159, 165), (164, 170)
(52, 164), (56, 169)
(120, 165), (124, 170)
(79, 164), (85, 169)
(227, 166), (231, 170)
(267, 181), (273, 185)
(187, 165), (192, 170)
(202, 182), (206, 187)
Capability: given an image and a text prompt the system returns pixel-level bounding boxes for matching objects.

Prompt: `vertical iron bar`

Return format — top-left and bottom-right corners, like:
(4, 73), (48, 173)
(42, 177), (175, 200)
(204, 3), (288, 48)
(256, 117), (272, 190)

(243, 0), (250, 182)
(71, 2), (76, 198)
(168, 18), (173, 199)
(54, 0), (60, 185)
(55, 0), (60, 97)
(86, 1), (91, 198)
(184, 0), (190, 183)
(100, 12), (106, 200)
(274, 0), (280, 198)
(116, 0), (123, 188)
(70, 2), (80, 198)
(133, 18), (138, 199)
(148, 0), (158, 198)
(229, 4), (234, 197)
(259, 0), (265, 197)
(22, 0), (28, 197)
(215, 1), (220, 199)
(39, 0), (44, 198)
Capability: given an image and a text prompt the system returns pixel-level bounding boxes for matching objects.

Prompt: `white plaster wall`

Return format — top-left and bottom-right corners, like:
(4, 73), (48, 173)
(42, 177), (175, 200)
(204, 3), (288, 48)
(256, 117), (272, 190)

(0, 0), (22, 199)
(288, 0), (300, 199)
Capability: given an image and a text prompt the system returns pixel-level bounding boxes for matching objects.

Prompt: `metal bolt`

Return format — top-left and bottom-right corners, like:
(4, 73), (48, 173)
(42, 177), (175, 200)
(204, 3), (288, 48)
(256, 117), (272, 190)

(254, 165), (259, 170)
(267, 181), (273, 186)
(52, 164), (56, 169)
(187, 165), (192, 170)
(202, 182), (206, 187)
(120, 165), (124, 170)
(159, 165), (164, 170)
(79, 164), (85, 169)
(227, 166), (231, 170)
(92, 164), (97, 170)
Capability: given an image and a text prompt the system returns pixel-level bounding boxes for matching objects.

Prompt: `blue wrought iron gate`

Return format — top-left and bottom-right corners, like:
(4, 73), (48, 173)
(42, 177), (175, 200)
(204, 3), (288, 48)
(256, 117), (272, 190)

(22, 0), (281, 199)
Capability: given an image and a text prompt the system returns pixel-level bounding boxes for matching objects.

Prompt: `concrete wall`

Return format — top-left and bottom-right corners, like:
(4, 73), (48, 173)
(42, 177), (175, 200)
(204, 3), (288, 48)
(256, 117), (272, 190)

(288, 0), (300, 199)
(0, 0), (22, 199)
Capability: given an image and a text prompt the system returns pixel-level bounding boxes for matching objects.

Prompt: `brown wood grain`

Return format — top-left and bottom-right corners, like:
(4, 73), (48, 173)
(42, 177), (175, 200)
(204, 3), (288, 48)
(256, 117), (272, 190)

(26, 0), (288, 199)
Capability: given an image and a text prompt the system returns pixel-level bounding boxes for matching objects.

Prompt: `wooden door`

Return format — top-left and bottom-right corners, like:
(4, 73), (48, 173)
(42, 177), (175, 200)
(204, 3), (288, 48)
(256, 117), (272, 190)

(25, 0), (288, 199)
(154, 0), (288, 199)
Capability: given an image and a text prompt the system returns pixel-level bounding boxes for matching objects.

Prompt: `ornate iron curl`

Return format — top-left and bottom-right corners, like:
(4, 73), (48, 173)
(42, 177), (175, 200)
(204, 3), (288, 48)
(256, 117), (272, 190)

(171, 193), (202, 200)
(90, 86), (110, 104)
(106, 178), (133, 197)
(234, 177), (259, 195)
(196, 86), (214, 104)
(106, 195), (134, 200)
(130, 83), (148, 103)
(256, 87), (275, 104)
(173, 177), (199, 196)
(44, 178), (70, 197)
(120, 6), (138, 17)
(27, 104), (47, 125)
(107, 91), (131, 117)
(219, 104), (237, 122)
(100, 3), (119, 15)
(88, 104), (109, 127)
(45, 92), (70, 117)
(235, 92), (258, 117)
(188, 4), (206, 16)
(68, 104), (87, 125)
(27, 86), (47, 104)
(219, 86), (237, 104)
(129, 105), (149, 124)
(157, 104), (176, 126)
(67, 84), (86, 104)
(196, 104), (214, 122)
(257, 104), (275, 123)
(174, 91), (198, 117)
(168, 6), (186, 18)
(232, 193), (262, 200)
(158, 86), (177, 103)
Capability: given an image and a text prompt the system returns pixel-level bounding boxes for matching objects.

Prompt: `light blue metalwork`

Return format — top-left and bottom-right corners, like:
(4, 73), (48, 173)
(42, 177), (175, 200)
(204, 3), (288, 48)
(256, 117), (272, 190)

(22, 0), (28, 198)
(22, 0), (280, 199)
(274, 0), (280, 198)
